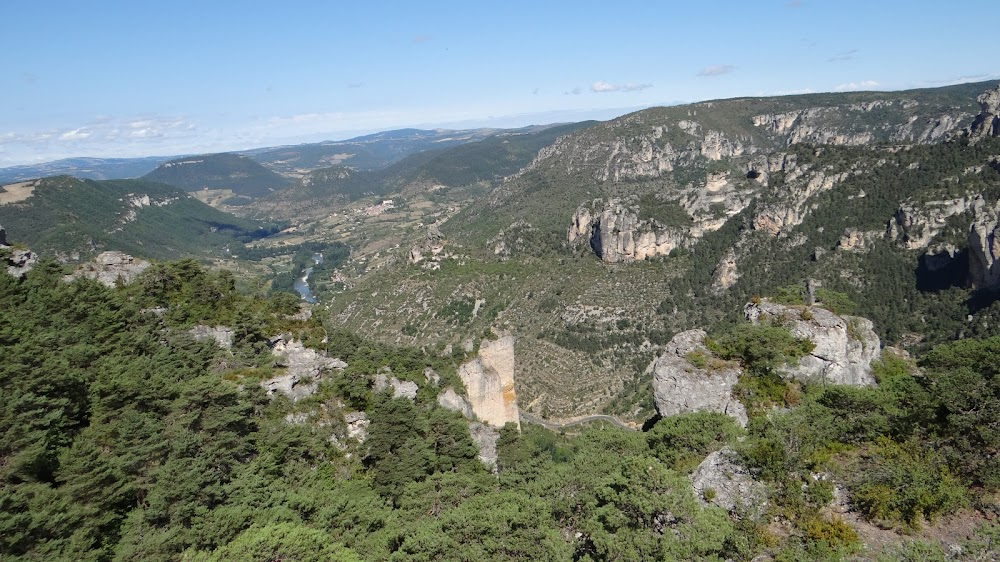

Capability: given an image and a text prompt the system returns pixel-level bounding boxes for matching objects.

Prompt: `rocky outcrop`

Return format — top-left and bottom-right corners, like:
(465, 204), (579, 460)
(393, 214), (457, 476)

(469, 422), (500, 469)
(189, 325), (235, 349)
(345, 411), (370, 442)
(408, 224), (445, 266)
(568, 199), (687, 262)
(753, 168), (849, 237)
(68, 251), (151, 287)
(690, 447), (767, 516)
(373, 372), (419, 401)
(458, 336), (520, 429)
(710, 249), (739, 293)
(966, 85), (1000, 142)
(837, 228), (881, 252)
(967, 195), (1000, 290)
(262, 339), (347, 401)
(745, 301), (879, 386)
(649, 329), (748, 427)
(888, 197), (974, 250)
(1, 225), (36, 277)
(438, 387), (474, 419)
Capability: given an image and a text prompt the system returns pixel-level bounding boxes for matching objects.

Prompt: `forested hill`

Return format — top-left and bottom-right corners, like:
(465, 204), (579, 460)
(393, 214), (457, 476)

(142, 153), (293, 197)
(0, 176), (273, 260)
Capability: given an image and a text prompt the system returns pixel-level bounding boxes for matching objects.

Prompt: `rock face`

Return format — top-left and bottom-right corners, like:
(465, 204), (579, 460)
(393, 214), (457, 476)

(968, 195), (1000, 290)
(568, 199), (687, 262)
(649, 329), (748, 427)
(437, 387), (475, 419)
(745, 301), (880, 386)
(189, 325), (235, 349)
(967, 85), (1000, 142)
(690, 447), (767, 516)
(373, 372), (419, 401)
(458, 336), (520, 429)
(68, 251), (151, 287)
(408, 224), (445, 265)
(888, 197), (974, 250)
(710, 248), (739, 293)
(262, 339), (347, 401)
(468, 422), (500, 469)
(344, 411), (370, 443)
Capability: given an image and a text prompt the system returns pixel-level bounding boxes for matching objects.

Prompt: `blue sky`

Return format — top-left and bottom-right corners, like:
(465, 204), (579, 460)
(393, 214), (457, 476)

(1, 0), (996, 166)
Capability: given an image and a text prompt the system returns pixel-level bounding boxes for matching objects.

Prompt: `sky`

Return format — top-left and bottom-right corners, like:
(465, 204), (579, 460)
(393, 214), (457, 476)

(1, 0), (997, 167)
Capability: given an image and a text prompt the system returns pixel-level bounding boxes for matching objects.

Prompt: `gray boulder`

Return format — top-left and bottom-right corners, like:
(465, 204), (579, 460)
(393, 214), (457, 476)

(691, 447), (767, 516)
(437, 387), (474, 419)
(373, 372), (419, 401)
(745, 301), (879, 386)
(650, 329), (748, 427)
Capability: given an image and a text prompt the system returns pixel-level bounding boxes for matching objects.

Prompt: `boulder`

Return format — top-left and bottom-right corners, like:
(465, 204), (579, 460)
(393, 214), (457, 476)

(650, 329), (748, 427)
(68, 251), (151, 287)
(189, 325), (234, 349)
(373, 372), (418, 401)
(690, 447), (767, 516)
(262, 338), (347, 401)
(437, 387), (474, 419)
(469, 422), (500, 470)
(745, 301), (879, 386)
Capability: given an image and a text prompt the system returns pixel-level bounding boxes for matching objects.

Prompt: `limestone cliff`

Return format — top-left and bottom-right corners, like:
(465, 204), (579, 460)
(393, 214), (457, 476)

(744, 301), (880, 386)
(965, 84), (1000, 142)
(967, 195), (1000, 290)
(888, 197), (975, 249)
(649, 329), (748, 427)
(568, 199), (687, 262)
(458, 336), (520, 429)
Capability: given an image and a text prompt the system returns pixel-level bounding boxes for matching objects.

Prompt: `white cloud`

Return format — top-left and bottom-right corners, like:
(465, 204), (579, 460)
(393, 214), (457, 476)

(834, 80), (880, 91)
(591, 81), (619, 93)
(59, 128), (91, 141)
(591, 81), (653, 93)
(697, 64), (735, 77)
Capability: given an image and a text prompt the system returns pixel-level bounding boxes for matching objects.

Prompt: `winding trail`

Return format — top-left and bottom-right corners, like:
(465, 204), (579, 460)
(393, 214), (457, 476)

(519, 411), (638, 432)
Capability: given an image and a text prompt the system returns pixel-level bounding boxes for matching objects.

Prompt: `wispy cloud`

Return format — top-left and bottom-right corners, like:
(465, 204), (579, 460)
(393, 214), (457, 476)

(347, 82), (365, 89)
(827, 49), (859, 62)
(919, 73), (998, 86)
(413, 35), (432, 44)
(59, 128), (91, 141)
(785, 0), (804, 7)
(564, 87), (583, 95)
(834, 80), (880, 91)
(697, 64), (735, 77)
(590, 81), (653, 93)
(21, 72), (38, 85)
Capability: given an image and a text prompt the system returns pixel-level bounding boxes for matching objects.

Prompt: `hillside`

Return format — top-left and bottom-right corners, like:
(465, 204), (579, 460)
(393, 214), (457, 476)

(247, 122), (595, 220)
(142, 153), (292, 199)
(243, 127), (519, 177)
(0, 176), (272, 260)
(303, 80), (1000, 421)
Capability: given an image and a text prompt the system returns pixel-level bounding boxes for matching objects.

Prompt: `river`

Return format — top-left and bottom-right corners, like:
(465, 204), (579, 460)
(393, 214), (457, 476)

(293, 253), (324, 303)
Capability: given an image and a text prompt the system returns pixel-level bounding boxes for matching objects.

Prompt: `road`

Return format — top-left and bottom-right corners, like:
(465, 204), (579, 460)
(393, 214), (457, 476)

(519, 411), (638, 432)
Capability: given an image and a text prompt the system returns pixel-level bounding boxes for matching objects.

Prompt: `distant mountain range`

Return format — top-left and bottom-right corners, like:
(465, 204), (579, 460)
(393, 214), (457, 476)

(0, 156), (177, 184)
(0, 126), (567, 185)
